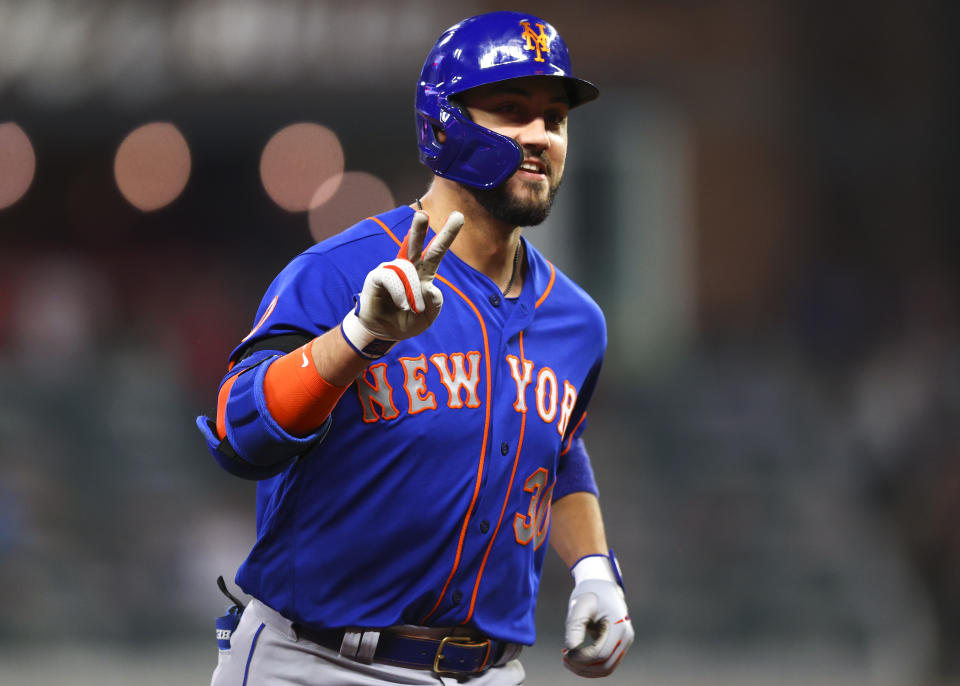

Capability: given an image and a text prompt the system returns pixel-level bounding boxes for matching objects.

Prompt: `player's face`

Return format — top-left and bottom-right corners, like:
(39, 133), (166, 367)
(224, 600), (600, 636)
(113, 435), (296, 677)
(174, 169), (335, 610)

(458, 77), (570, 226)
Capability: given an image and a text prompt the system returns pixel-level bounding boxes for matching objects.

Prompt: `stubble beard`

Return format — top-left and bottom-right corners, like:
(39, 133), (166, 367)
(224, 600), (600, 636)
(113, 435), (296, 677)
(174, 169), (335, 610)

(467, 169), (563, 228)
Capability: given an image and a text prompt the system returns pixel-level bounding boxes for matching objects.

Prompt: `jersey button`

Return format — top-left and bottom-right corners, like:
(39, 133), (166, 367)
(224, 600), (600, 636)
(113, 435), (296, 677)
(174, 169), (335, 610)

(500, 442), (509, 455)
(480, 520), (490, 534)
(489, 294), (501, 307)
(452, 590), (463, 605)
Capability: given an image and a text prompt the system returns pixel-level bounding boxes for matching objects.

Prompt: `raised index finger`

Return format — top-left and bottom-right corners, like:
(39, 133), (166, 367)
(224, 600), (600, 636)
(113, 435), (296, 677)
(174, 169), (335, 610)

(420, 211), (464, 279)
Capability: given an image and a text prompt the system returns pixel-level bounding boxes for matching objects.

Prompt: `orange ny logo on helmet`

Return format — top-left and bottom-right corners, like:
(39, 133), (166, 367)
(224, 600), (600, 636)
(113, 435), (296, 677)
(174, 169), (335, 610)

(519, 20), (550, 63)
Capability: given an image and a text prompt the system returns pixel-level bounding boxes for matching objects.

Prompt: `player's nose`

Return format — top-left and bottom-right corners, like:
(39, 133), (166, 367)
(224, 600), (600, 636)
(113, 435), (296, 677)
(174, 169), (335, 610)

(515, 116), (550, 152)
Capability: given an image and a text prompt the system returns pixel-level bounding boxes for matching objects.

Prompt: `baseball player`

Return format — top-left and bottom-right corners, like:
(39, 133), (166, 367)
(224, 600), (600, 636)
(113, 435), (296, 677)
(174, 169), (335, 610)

(197, 11), (633, 685)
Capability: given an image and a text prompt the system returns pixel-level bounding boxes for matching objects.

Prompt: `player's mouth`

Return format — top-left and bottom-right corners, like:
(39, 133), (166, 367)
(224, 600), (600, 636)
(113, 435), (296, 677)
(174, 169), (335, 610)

(517, 158), (547, 179)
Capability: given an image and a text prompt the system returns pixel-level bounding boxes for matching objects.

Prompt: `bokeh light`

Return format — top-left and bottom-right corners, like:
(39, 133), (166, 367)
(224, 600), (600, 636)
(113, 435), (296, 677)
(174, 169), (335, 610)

(260, 123), (344, 212)
(308, 172), (396, 242)
(0, 123), (37, 210)
(113, 122), (191, 211)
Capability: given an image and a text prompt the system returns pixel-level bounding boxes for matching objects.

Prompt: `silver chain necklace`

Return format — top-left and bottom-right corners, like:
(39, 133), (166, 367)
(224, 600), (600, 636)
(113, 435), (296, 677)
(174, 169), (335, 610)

(501, 239), (521, 297)
(416, 198), (521, 296)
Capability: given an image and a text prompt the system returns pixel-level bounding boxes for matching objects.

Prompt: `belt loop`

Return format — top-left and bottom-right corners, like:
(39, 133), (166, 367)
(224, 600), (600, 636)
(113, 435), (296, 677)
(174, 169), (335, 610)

(340, 630), (380, 663)
(356, 631), (380, 663)
(340, 631), (362, 658)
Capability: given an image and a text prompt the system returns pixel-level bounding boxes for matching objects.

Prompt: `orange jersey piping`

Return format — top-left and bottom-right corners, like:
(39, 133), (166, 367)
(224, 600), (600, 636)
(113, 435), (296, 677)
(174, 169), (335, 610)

(561, 411), (588, 456)
(368, 214), (494, 624)
(461, 331), (529, 623)
(420, 271), (492, 623)
(534, 261), (556, 309)
(370, 215), (402, 244)
(241, 294), (279, 343)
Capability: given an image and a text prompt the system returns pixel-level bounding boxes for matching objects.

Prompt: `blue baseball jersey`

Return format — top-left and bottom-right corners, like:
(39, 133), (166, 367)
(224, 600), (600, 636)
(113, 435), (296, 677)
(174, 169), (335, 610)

(198, 205), (606, 645)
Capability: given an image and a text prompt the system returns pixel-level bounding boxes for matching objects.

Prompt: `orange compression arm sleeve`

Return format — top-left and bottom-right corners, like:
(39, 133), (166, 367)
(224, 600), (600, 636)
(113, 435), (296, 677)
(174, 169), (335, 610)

(261, 340), (350, 437)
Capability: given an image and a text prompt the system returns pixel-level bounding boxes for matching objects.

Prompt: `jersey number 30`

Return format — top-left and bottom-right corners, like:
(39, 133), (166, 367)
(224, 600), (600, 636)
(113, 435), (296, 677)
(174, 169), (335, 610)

(514, 468), (553, 549)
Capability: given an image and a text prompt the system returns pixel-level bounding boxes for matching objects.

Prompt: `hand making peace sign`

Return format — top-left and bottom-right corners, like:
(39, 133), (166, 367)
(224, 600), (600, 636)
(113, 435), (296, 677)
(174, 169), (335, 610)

(341, 211), (464, 358)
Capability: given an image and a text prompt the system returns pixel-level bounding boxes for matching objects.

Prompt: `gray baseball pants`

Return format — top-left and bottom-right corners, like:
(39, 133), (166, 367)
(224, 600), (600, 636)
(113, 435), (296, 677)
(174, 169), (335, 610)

(211, 598), (526, 686)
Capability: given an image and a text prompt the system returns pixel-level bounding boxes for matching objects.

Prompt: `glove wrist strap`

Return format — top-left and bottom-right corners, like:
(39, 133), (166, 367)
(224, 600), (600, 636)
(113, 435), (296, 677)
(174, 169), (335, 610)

(570, 549), (625, 588)
(340, 310), (396, 360)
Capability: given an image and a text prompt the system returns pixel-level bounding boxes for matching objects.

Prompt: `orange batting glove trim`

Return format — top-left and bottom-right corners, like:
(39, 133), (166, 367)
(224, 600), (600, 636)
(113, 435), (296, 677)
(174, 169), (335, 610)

(397, 232), (411, 261)
(396, 212), (431, 262)
(383, 263), (421, 314)
(262, 340), (349, 437)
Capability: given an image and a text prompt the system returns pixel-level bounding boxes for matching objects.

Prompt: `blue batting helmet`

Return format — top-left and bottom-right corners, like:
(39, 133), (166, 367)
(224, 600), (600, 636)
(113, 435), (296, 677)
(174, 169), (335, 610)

(415, 11), (599, 189)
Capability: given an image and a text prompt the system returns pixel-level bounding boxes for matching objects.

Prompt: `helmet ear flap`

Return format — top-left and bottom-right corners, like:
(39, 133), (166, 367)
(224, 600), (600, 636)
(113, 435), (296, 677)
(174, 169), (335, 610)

(422, 104), (523, 190)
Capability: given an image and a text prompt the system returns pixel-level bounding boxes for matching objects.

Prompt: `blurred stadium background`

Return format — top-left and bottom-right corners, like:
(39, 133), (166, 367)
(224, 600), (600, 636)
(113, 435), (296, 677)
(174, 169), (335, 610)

(1, 0), (957, 684)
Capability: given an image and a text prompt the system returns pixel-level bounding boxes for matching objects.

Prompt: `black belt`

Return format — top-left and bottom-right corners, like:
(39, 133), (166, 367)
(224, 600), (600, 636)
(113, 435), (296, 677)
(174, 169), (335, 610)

(294, 624), (515, 674)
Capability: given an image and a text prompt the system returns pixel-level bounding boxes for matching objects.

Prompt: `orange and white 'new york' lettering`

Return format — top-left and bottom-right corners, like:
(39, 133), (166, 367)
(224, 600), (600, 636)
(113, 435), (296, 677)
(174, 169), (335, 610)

(400, 355), (437, 415)
(356, 363), (399, 423)
(430, 352), (482, 409)
(556, 380), (577, 436)
(505, 354), (534, 413)
(535, 367), (558, 423)
(351, 351), (579, 432)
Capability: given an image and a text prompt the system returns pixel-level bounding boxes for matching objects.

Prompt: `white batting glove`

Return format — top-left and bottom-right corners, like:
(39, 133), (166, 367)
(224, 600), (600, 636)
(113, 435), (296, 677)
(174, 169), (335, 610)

(341, 210), (463, 359)
(563, 553), (634, 678)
